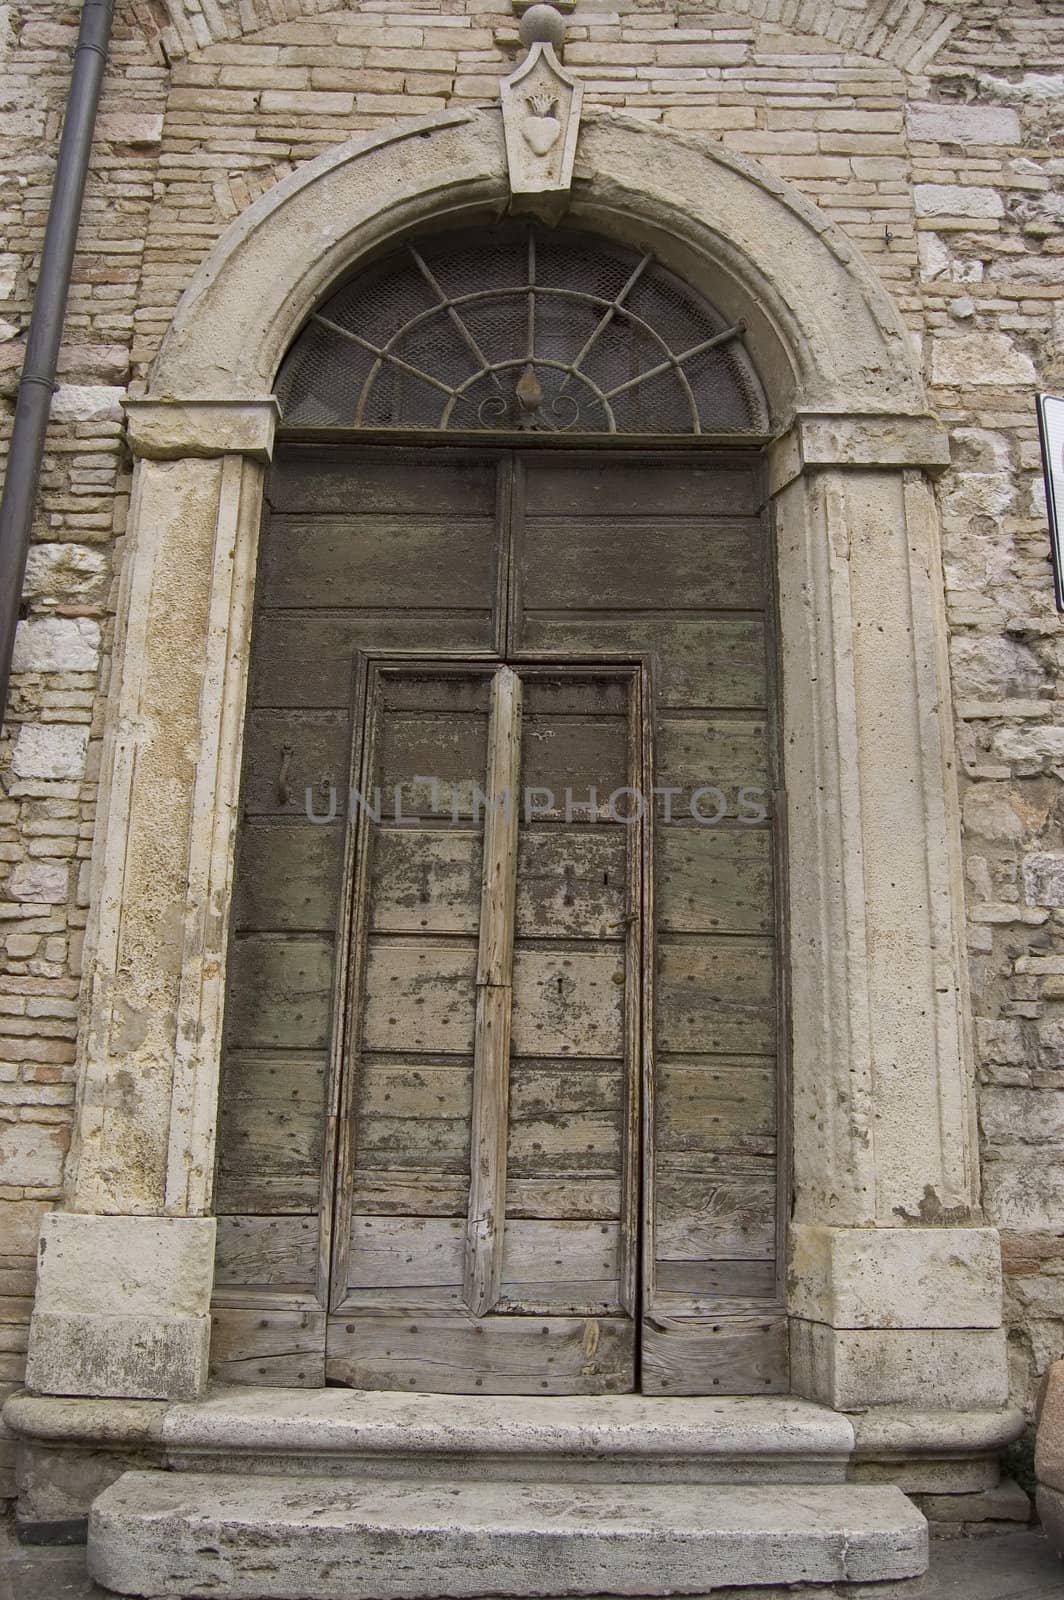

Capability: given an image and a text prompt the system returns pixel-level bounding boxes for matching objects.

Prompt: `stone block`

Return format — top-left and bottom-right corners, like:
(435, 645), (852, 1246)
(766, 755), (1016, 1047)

(950, 636), (1047, 700)
(788, 1225), (1003, 1330)
(1024, 852), (1064, 908)
(94, 112), (164, 146)
(5, 860), (70, 903)
(12, 617), (101, 674)
(790, 1323), (1010, 1410)
(32, 1214), (216, 1319)
(16, 1437), (162, 1529)
(932, 333), (1038, 388)
(914, 184), (1004, 220)
(26, 1313), (210, 1403)
(0, 1122), (68, 1188)
(915, 1478), (1030, 1523)
(906, 104), (1021, 146)
(962, 784), (1024, 844)
(49, 385), (125, 423)
(10, 725), (89, 782)
(0, 1198), (51, 1257)
(21, 544), (110, 607)
(0, 252), (17, 299)
(87, 1473), (929, 1597)
(26, 1215), (216, 1401)
(259, 88), (354, 114)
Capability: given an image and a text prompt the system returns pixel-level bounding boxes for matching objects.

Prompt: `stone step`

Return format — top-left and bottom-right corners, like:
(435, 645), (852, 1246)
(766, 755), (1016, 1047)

(160, 1386), (856, 1484)
(88, 1470), (928, 1599)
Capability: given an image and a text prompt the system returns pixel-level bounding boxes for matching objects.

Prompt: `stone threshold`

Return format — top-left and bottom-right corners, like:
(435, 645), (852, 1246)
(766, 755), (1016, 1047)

(7, 1389), (857, 1486)
(4, 1387), (1024, 1458)
(87, 1471), (930, 1598)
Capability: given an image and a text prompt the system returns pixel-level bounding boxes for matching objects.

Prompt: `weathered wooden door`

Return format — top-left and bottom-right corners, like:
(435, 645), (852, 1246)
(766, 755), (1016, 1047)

(212, 447), (784, 1396)
(325, 660), (644, 1391)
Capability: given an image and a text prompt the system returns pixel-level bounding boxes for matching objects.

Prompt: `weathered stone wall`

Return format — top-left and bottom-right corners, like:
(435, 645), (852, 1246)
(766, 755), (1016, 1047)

(0, 0), (1061, 1496)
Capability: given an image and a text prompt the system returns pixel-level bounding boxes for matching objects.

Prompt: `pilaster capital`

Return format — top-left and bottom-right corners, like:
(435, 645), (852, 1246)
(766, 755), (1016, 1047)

(124, 397), (280, 461)
(769, 412), (952, 493)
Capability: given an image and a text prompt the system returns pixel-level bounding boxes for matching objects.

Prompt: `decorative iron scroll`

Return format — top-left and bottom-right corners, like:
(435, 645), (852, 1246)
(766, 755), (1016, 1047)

(276, 225), (770, 435)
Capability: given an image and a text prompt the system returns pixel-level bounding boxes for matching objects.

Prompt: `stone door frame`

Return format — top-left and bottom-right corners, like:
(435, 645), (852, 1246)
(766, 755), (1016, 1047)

(25, 109), (1009, 1428)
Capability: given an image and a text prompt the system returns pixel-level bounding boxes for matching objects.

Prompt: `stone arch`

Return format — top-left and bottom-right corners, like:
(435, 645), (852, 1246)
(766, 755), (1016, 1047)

(148, 107), (923, 426)
(29, 103), (1010, 1443)
(141, 0), (960, 74)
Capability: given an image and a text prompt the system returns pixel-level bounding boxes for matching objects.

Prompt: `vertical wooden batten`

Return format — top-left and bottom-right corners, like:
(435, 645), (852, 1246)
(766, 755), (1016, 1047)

(465, 666), (523, 1316)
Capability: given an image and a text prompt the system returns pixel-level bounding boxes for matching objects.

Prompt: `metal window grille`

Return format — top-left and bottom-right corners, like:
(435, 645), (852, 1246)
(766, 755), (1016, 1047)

(276, 225), (769, 435)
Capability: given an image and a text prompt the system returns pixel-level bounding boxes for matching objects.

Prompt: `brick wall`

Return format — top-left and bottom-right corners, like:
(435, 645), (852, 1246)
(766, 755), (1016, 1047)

(0, 0), (1062, 1494)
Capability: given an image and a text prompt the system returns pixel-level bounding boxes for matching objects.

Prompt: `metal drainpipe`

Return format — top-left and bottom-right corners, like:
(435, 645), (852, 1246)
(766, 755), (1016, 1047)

(0, 0), (115, 727)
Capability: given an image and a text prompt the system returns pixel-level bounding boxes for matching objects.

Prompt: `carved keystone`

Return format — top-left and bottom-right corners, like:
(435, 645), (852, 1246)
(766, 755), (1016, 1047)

(501, 5), (583, 217)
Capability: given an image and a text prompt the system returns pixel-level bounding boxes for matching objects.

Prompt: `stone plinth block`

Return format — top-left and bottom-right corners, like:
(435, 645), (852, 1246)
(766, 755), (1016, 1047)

(88, 1472), (928, 1598)
(1038, 1486), (1064, 1558)
(26, 1215), (216, 1401)
(788, 1225), (1004, 1329)
(791, 1322), (1010, 1411)
(1036, 1358), (1064, 1495)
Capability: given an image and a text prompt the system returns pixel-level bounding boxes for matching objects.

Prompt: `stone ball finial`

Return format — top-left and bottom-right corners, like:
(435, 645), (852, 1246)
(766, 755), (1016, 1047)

(519, 3), (567, 51)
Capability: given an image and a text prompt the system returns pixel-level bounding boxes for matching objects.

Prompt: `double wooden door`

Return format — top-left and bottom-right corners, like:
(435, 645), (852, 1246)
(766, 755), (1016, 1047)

(212, 446), (785, 1396)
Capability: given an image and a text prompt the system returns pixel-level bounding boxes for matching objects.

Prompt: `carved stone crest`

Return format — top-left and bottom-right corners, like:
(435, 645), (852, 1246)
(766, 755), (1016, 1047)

(501, 6), (583, 217)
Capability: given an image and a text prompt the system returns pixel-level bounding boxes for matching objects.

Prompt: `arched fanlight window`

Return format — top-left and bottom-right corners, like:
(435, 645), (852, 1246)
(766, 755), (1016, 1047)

(276, 225), (769, 435)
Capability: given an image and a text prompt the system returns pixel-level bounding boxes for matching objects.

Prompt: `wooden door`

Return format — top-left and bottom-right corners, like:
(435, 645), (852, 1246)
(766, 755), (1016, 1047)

(324, 661), (644, 1392)
(211, 445), (785, 1396)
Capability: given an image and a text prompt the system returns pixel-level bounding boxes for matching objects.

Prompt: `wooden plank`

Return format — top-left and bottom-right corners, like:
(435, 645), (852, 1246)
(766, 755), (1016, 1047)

(344, 1216), (622, 1306)
(514, 831), (627, 939)
(350, 1174), (469, 1216)
(225, 937), (335, 1051)
(357, 1059), (472, 1122)
(348, 1215), (465, 1293)
(215, 1051), (327, 1213)
(360, 942), (477, 1053)
(348, 1174), (620, 1220)
(354, 1114), (471, 1174)
(260, 517), (498, 611)
(640, 1315), (789, 1395)
(655, 1057), (776, 1155)
(654, 1261), (777, 1299)
(251, 613), (495, 709)
(521, 678), (630, 718)
(521, 520), (764, 612)
(466, 666), (522, 1316)
(520, 717), (628, 809)
(376, 714), (489, 820)
(658, 829), (772, 935)
(368, 831), (481, 934)
(516, 616), (766, 710)
(508, 1112), (624, 1178)
(521, 458), (759, 518)
(500, 1220), (620, 1303)
(268, 449), (498, 516)
(655, 717), (769, 821)
(511, 947), (625, 1057)
(241, 710), (350, 819)
(233, 824), (343, 934)
(656, 938), (775, 1055)
(654, 1169), (777, 1261)
(214, 1216), (320, 1291)
(380, 674), (493, 715)
(326, 1312), (635, 1395)
(209, 1308), (325, 1388)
